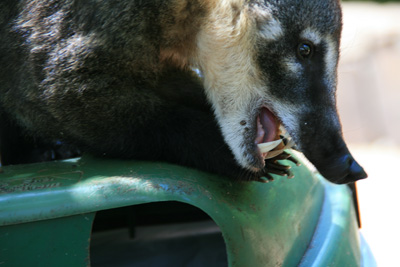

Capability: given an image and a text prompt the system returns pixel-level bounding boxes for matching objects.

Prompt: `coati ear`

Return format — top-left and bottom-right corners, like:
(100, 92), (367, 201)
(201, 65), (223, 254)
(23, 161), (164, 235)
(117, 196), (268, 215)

(248, 5), (283, 41)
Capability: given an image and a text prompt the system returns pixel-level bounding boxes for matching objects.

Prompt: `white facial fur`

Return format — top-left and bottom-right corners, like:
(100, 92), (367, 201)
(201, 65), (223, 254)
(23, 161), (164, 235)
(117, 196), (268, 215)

(259, 18), (284, 41)
(194, 1), (267, 169)
(300, 28), (323, 45)
(323, 35), (339, 95)
(282, 56), (303, 76)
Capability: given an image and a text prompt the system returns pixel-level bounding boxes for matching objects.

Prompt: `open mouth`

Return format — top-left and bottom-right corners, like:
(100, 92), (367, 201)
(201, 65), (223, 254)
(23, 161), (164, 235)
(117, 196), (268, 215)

(255, 106), (295, 160)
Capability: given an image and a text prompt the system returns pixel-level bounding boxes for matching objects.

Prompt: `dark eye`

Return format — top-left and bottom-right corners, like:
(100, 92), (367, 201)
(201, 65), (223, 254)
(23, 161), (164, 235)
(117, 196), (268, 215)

(297, 42), (314, 59)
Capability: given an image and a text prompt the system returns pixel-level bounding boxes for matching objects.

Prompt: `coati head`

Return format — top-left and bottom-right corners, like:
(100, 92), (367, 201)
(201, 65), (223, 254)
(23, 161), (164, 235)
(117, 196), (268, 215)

(194, 0), (367, 184)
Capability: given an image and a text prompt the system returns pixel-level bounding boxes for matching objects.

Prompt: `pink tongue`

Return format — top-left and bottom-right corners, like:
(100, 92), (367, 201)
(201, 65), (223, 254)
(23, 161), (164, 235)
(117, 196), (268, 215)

(260, 107), (278, 143)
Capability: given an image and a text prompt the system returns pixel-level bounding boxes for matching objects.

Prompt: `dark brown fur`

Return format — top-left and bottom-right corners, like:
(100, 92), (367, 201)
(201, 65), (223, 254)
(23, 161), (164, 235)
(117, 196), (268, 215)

(0, 1), (250, 178)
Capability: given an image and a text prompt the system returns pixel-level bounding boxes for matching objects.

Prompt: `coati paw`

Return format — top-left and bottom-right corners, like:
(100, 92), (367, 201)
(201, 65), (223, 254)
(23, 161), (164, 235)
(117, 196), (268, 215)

(253, 151), (300, 183)
(254, 126), (300, 183)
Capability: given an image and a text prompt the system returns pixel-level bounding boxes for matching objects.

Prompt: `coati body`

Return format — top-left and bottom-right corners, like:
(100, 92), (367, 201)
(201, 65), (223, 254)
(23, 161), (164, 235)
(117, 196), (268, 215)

(0, 0), (366, 184)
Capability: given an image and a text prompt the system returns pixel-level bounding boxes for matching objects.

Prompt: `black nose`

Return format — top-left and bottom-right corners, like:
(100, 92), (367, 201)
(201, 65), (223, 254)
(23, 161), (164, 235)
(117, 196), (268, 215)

(337, 154), (368, 184)
(318, 154), (368, 184)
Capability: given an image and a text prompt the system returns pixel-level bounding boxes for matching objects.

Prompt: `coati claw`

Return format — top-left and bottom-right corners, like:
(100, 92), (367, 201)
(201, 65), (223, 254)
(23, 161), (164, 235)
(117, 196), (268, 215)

(256, 174), (275, 183)
(266, 160), (291, 171)
(287, 156), (301, 166)
(274, 151), (301, 166)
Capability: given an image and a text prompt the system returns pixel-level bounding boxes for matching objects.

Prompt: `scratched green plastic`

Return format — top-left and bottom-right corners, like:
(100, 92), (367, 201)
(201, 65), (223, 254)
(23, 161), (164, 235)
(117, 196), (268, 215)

(0, 152), (352, 266)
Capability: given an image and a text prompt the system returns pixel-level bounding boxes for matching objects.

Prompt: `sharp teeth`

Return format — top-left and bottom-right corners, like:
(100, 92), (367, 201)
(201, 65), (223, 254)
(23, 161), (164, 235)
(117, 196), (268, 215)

(257, 139), (282, 153)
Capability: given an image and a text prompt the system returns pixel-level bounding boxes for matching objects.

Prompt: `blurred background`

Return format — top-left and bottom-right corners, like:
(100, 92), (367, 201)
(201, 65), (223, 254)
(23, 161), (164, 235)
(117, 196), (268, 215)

(339, 1), (400, 266)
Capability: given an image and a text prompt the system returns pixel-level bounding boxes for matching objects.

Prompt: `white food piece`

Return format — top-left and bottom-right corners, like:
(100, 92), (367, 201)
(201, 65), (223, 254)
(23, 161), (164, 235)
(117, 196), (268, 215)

(258, 135), (296, 159)
(257, 139), (282, 153)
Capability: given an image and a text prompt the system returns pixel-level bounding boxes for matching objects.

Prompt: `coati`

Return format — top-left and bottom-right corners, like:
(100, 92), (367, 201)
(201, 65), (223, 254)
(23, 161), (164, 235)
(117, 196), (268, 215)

(0, 0), (367, 184)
